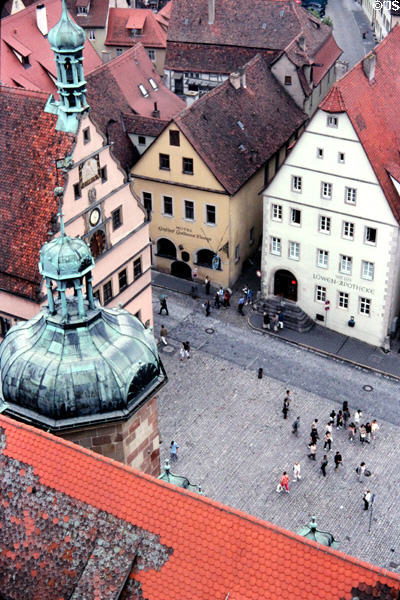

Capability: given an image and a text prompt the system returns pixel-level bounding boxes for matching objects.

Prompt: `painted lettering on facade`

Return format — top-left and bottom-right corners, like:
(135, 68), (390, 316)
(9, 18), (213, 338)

(312, 273), (375, 294)
(158, 225), (211, 242)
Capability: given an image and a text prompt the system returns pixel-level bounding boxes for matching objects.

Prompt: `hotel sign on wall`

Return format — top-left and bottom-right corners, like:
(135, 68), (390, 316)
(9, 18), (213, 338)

(312, 273), (375, 295)
(158, 225), (211, 243)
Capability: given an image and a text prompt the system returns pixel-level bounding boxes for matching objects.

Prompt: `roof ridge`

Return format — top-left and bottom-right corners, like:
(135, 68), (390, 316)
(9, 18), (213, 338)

(87, 42), (146, 76)
(2, 411), (400, 583)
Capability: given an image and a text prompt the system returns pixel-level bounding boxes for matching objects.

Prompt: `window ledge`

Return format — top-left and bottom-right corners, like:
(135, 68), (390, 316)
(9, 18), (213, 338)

(162, 213), (174, 218)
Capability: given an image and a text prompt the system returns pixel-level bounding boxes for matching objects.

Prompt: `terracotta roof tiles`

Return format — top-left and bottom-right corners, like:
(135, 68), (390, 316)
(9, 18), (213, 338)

(66, 0), (109, 28)
(0, 86), (75, 301)
(0, 413), (399, 599)
(175, 54), (307, 195)
(106, 7), (166, 48)
(320, 26), (400, 223)
(1, 0), (102, 94)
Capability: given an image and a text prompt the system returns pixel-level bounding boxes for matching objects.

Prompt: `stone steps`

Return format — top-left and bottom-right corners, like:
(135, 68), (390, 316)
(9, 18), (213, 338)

(255, 296), (315, 333)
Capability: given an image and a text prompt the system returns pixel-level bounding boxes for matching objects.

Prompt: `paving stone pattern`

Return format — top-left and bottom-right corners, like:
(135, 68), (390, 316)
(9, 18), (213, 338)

(154, 291), (400, 571)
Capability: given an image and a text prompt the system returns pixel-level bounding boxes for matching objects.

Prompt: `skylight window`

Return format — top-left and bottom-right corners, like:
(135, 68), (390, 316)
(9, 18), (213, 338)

(148, 77), (158, 90)
(239, 144), (246, 152)
(184, 17), (189, 24)
(138, 84), (149, 97)
(237, 120), (244, 130)
(262, 22), (267, 29)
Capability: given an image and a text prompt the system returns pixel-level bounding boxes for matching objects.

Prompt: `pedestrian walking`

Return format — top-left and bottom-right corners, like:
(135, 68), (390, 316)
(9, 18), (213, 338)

(170, 440), (179, 462)
(262, 312), (270, 330)
(223, 288), (231, 308)
(365, 422), (372, 443)
(325, 422), (332, 434)
(310, 428), (319, 444)
(159, 295), (169, 315)
(160, 325), (168, 346)
(183, 341), (191, 359)
(356, 462), (366, 482)
(323, 431), (332, 451)
(334, 451), (342, 470)
(343, 407), (350, 429)
(293, 462), (301, 481)
(354, 409), (362, 425)
(238, 296), (245, 315)
(348, 422), (356, 441)
(246, 287), (253, 305)
(278, 310), (284, 330)
(311, 418), (319, 430)
(204, 276), (210, 295)
(342, 400), (349, 413)
(363, 489), (371, 510)
(204, 299), (211, 316)
(329, 409), (336, 423)
(371, 419), (380, 440)
(336, 410), (343, 429)
(214, 291), (220, 309)
(320, 455), (328, 477)
(179, 343), (186, 361)
(282, 399), (289, 420)
(359, 424), (367, 444)
(272, 314), (279, 332)
(307, 442), (317, 460)
(292, 416), (300, 436)
(280, 471), (290, 493)
(218, 286), (224, 303)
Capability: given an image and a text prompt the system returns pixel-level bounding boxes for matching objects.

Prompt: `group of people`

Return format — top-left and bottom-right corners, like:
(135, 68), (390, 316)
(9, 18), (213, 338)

(263, 311), (284, 332)
(278, 393), (377, 510)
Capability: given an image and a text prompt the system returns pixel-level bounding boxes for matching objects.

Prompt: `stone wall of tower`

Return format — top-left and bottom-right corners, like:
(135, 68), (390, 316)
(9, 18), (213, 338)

(60, 395), (160, 477)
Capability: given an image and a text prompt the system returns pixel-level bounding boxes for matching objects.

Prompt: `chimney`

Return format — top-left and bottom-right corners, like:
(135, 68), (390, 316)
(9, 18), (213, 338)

(101, 50), (112, 63)
(229, 71), (241, 90)
(36, 4), (48, 36)
(362, 51), (376, 81)
(208, 0), (215, 25)
(152, 102), (160, 119)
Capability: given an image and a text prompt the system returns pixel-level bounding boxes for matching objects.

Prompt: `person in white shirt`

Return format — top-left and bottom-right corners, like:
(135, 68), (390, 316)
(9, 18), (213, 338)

(293, 461), (301, 481)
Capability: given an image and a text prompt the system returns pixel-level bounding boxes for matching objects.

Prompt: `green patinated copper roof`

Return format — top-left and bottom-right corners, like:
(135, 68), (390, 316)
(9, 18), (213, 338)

(158, 460), (204, 494)
(297, 517), (339, 549)
(48, 0), (86, 51)
(39, 233), (94, 281)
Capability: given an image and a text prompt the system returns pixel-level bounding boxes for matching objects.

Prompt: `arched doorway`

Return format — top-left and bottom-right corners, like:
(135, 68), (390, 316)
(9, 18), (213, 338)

(156, 238), (176, 260)
(171, 261), (192, 280)
(274, 270), (298, 301)
(196, 249), (217, 269)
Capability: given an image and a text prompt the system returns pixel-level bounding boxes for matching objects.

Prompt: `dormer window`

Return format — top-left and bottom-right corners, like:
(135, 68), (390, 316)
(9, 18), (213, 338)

(131, 28), (142, 37)
(148, 77), (158, 90)
(284, 75), (292, 85)
(77, 6), (87, 14)
(76, 0), (90, 14)
(138, 84), (149, 97)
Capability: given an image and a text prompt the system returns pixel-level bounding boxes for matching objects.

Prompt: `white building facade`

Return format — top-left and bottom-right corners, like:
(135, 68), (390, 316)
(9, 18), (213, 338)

(261, 101), (400, 347)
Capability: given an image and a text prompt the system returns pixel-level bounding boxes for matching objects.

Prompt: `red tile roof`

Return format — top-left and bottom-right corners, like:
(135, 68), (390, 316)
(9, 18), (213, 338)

(174, 54), (307, 196)
(155, 0), (172, 31)
(311, 33), (342, 85)
(123, 114), (169, 137)
(0, 413), (399, 599)
(66, 0), (109, 28)
(0, 87), (74, 301)
(320, 26), (400, 223)
(1, 0), (102, 94)
(106, 8), (166, 48)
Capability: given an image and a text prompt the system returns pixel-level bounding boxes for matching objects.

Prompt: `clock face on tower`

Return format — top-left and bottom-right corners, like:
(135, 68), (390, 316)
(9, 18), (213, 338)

(79, 154), (100, 188)
(89, 208), (101, 227)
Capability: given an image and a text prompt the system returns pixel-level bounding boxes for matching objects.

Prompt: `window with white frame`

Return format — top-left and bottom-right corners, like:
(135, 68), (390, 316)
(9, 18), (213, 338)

(317, 249), (328, 268)
(364, 226), (377, 245)
(206, 204), (216, 225)
(290, 208), (301, 225)
(88, 30), (95, 40)
(147, 49), (155, 61)
(317, 148), (324, 159)
(289, 241), (300, 260)
(272, 204), (282, 221)
(319, 215), (331, 233)
(359, 296), (371, 315)
(339, 255), (352, 274)
(321, 182), (332, 199)
(342, 221), (354, 239)
(338, 291), (349, 308)
(327, 115), (338, 128)
(292, 175), (302, 192)
(184, 200), (194, 220)
(361, 260), (374, 280)
(345, 187), (357, 204)
(163, 196), (173, 216)
(338, 152), (345, 163)
(270, 237), (281, 255)
(315, 285), (326, 302)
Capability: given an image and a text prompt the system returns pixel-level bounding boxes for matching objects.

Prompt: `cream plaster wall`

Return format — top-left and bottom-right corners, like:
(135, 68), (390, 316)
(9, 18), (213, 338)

(262, 110), (400, 346)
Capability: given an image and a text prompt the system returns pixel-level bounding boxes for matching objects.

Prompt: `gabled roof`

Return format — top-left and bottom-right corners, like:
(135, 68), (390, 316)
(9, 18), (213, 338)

(0, 87), (74, 301)
(174, 54), (307, 196)
(1, 0), (102, 93)
(1, 0), (37, 18)
(155, 0), (172, 31)
(123, 113), (169, 137)
(319, 26), (400, 223)
(66, 0), (109, 28)
(85, 44), (183, 170)
(311, 33), (342, 85)
(106, 7), (166, 48)
(0, 413), (399, 599)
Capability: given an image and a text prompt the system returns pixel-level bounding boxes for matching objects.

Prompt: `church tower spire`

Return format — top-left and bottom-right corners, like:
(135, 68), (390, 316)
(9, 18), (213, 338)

(44, 0), (89, 133)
